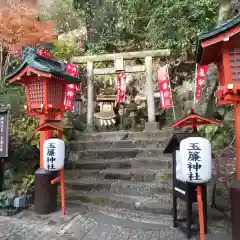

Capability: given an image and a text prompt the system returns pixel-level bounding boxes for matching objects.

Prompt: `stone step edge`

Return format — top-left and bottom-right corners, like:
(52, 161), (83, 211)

(66, 156), (172, 163)
(69, 138), (169, 143)
(82, 203), (175, 225)
(69, 147), (165, 152)
(64, 168), (172, 175)
(61, 190), (174, 215)
(64, 178), (172, 188)
(73, 130), (173, 136)
(65, 168), (172, 181)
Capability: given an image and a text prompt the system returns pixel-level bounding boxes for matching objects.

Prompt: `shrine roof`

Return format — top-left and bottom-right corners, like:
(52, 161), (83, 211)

(169, 112), (221, 129)
(33, 120), (63, 133)
(195, 13), (240, 64)
(5, 47), (85, 83)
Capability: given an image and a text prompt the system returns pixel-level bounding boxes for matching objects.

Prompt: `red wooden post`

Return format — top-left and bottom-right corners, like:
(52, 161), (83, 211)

(235, 103), (240, 179)
(195, 14), (240, 240)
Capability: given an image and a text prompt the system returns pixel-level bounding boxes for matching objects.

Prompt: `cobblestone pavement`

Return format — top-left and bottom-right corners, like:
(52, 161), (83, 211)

(0, 205), (232, 240)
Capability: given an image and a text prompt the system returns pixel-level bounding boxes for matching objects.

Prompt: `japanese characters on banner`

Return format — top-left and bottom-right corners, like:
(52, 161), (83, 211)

(180, 137), (212, 184)
(0, 110), (8, 158)
(43, 139), (65, 171)
(64, 63), (79, 110)
(116, 71), (126, 104)
(195, 64), (209, 101)
(157, 65), (173, 110)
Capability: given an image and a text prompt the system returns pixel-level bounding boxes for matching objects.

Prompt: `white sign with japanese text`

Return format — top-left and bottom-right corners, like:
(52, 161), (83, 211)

(43, 138), (65, 171)
(180, 137), (212, 183)
(0, 110), (9, 158)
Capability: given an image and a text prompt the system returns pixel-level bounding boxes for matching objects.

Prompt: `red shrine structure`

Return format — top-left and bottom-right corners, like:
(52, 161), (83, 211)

(6, 47), (83, 168)
(195, 13), (240, 179)
(5, 47), (85, 215)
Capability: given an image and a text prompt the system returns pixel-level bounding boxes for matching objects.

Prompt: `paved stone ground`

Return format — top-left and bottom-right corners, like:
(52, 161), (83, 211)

(0, 204), (232, 240)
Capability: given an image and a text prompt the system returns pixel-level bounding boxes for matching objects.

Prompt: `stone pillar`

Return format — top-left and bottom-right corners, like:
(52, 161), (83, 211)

(87, 61), (94, 131)
(144, 56), (158, 131)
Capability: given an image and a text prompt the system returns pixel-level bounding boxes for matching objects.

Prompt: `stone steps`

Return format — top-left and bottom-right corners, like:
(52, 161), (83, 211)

(69, 139), (168, 151)
(65, 169), (100, 179)
(64, 177), (172, 197)
(99, 168), (171, 182)
(72, 130), (173, 141)
(65, 156), (171, 171)
(64, 190), (174, 215)
(66, 130), (174, 215)
(68, 148), (165, 161)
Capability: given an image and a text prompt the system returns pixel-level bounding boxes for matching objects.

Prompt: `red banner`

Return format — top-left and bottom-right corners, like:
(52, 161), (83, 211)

(157, 65), (173, 110)
(64, 63), (79, 110)
(116, 71), (126, 104)
(195, 64), (208, 101)
(37, 48), (53, 58)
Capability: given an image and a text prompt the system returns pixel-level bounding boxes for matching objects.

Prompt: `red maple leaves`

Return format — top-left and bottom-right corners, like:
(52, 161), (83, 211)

(0, 0), (56, 51)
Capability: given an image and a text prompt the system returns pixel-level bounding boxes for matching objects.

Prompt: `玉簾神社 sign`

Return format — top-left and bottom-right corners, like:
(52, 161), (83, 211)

(0, 109), (9, 158)
(43, 138), (65, 171)
(180, 137), (212, 184)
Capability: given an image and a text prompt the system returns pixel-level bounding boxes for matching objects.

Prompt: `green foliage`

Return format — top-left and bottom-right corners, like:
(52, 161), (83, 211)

(0, 194), (10, 208)
(73, 0), (219, 54)
(52, 39), (79, 61)
(10, 117), (40, 148)
(198, 106), (235, 150)
(41, 0), (84, 34)
(13, 174), (35, 196)
(147, 0), (219, 53)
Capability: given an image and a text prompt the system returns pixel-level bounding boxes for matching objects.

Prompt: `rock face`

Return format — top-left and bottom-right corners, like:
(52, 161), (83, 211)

(64, 130), (176, 215)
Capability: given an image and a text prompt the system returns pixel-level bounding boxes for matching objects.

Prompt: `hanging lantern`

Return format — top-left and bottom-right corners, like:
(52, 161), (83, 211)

(43, 138), (65, 171)
(180, 137), (212, 184)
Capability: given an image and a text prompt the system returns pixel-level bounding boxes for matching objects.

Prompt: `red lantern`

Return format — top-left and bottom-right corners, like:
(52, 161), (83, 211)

(10, 67), (67, 116)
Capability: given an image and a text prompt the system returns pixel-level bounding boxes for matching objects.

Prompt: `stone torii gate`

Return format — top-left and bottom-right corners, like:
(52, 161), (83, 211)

(72, 49), (171, 131)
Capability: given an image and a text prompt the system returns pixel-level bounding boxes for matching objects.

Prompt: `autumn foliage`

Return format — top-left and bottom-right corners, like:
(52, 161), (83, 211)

(0, 0), (56, 51)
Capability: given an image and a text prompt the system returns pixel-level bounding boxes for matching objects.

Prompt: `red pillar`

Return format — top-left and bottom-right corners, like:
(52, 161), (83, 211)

(234, 103), (240, 180)
(39, 116), (47, 168)
(39, 115), (54, 168)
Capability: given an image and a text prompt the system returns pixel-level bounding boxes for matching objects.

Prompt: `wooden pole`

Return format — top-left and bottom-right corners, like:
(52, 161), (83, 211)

(145, 56), (155, 123)
(72, 49), (170, 63)
(197, 186), (205, 240)
(87, 61), (94, 130)
(39, 115), (47, 168)
(235, 103), (240, 179)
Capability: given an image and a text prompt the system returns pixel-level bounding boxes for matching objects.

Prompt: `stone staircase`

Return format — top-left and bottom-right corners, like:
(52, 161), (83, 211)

(64, 130), (174, 215)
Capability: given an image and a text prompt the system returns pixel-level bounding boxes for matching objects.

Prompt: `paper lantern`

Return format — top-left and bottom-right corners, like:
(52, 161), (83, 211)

(180, 137), (212, 183)
(43, 138), (65, 171)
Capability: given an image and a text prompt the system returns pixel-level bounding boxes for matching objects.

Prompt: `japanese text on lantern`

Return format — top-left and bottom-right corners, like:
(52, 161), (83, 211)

(187, 142), (202, 181)
(46, 142), (56, 170)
